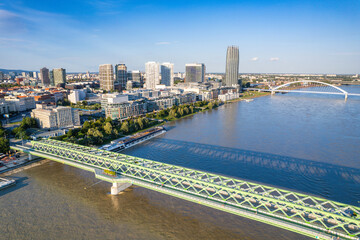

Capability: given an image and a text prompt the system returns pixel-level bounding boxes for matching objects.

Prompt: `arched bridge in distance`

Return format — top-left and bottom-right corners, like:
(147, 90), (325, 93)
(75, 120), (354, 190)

(245, 80), (360, 100)
(11, 140), (360, 240)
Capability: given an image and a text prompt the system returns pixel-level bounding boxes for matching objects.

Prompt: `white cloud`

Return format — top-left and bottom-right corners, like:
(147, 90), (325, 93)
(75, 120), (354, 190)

(0, 9), (18, 18)
(0, 38), (25, 42)
(270, 57), (280, 61)
(251, 57), (259, 61)
(156, 41), (171, 45)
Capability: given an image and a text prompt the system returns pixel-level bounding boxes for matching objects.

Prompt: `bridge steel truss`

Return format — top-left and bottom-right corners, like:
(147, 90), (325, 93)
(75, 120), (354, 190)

(29, 139), (360, 239)
(244, 80), (360, 100)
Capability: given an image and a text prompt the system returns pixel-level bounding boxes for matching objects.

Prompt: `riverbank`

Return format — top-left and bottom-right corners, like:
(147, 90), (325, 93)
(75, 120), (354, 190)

(225, 91), (271, 103)
(0, 156), (45, 176)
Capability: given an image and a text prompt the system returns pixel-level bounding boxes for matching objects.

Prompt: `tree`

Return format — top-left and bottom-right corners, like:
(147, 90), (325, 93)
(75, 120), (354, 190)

(0, 129), (6, 138)
(169, 109), (178, 119)
(67, 129), (74, 137)
(103, 122), (113, 135)
(0, 137), (9, 153)
(143, 118), (149, 127)
(137, 118), (144, 130)
(189, 106), (194, 114)
(113, 128), (119, 136)
(16, 129), (28, 140)
(92, 129), (103, 138)
(82, 100), (88, 106)
(105, 116), (112, 123)
(183, 107), (189, 115)
(177, 108), (184, 117)
(120, 121), (129, 133)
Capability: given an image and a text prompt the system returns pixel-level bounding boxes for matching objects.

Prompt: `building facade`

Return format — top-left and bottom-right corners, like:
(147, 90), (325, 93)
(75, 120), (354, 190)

(218, 92), (240, 102)
(115, 64), (128, 90)
(31, 105), (80, 129)
(53, 68), (66, 86)
(147, 97), (176, 112)
(68, 89), (86, 104)
(224, 45), (240, 87)
(0, 99), (17, 114)
(105, 101), (147, 120)
(127, 70), (143, 87)
(101, 93), (129, 110)
(99, 64), (116, 91)
(185, 63), (205, 83)
(4, 96), (36, 112)
(160, 62), (174, 86)
(40, 67), (50, 86)
(145, 62), (160, 89)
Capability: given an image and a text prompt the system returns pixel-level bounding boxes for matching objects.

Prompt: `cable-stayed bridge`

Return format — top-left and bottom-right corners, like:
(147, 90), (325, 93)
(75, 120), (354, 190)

(245, 80), (360, 99)
(11, 139), (360, 240)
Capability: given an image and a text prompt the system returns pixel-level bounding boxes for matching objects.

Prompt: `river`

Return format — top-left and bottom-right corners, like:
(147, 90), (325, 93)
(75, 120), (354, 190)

(1, 86), (359, 240)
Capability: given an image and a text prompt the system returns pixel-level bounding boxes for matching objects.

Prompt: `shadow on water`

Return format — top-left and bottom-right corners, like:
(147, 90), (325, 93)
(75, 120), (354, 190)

(20, 162), (309, 240)
(0, 176), (29, 197)
(124, 138), (360, 206)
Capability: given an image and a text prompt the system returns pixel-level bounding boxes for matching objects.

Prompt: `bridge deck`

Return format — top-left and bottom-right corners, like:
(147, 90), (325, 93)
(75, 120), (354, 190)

(11, 140), (360, 240)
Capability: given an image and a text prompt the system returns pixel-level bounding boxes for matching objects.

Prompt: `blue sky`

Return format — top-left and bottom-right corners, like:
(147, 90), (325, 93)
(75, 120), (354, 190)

(0, 0), (359, 73)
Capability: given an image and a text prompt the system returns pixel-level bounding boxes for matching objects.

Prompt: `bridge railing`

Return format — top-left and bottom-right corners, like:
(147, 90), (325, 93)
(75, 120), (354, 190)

(28, 139), (360, 239)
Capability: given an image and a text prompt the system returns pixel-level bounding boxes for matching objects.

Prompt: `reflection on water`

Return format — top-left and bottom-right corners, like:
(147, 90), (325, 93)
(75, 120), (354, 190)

(124, 138), (360, 205)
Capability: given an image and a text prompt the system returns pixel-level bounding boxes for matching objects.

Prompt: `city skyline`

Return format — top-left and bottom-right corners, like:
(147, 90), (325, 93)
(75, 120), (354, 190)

(0, 0), (359, 74)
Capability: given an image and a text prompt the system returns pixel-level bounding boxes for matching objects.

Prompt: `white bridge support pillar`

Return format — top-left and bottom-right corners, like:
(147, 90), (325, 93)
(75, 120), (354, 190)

(111, 182), (132, 195)
(271, 91), (275, 95)
(28, 154), (32, 161)
(345, 93), (348, 100)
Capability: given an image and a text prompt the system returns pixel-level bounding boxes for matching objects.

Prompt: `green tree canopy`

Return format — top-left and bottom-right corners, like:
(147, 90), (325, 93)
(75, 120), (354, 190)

(103, 122), (113, 135)
(0, 137), (10, 154)
(120, 121), (129, 133)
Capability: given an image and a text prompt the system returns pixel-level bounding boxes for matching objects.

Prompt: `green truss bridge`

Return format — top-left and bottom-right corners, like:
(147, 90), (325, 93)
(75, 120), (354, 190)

(11, 139), (360, 240)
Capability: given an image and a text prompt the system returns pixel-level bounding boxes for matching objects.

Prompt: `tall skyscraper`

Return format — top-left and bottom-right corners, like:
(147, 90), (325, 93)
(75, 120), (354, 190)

(53, 68), (66, 86)
(145, 62), (160, 89)
(33, 72), (38, 79)
(115, 64), (128, 90)
(161, 62), (174, 86)
(99, 64), (115, 91)
(185, 63), (205, 83)
(40, 67), (50, 86)
(225, 46), (239, 87)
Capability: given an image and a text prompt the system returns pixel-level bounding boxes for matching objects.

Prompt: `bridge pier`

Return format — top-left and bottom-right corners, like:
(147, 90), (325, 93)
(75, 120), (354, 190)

(28, 154), (32, 161)
(345, 93), (348, 100)
(111, 182), (132, 195)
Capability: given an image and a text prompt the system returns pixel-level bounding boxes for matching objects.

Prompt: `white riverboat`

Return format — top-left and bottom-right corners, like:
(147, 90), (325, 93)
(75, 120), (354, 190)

(100, 126), (167, 153)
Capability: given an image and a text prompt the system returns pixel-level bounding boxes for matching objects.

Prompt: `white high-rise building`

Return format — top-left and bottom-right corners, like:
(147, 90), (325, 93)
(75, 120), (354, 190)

(145, 62), (160, 89)
(160, 62), (174, 86)
(99, 64), (116, 91)
(225, 46), (240, 87)
(33, 72), (37, 79)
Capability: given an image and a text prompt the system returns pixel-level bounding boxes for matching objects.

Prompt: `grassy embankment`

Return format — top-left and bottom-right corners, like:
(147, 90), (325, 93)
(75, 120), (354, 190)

(225, 91), (271, 103)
